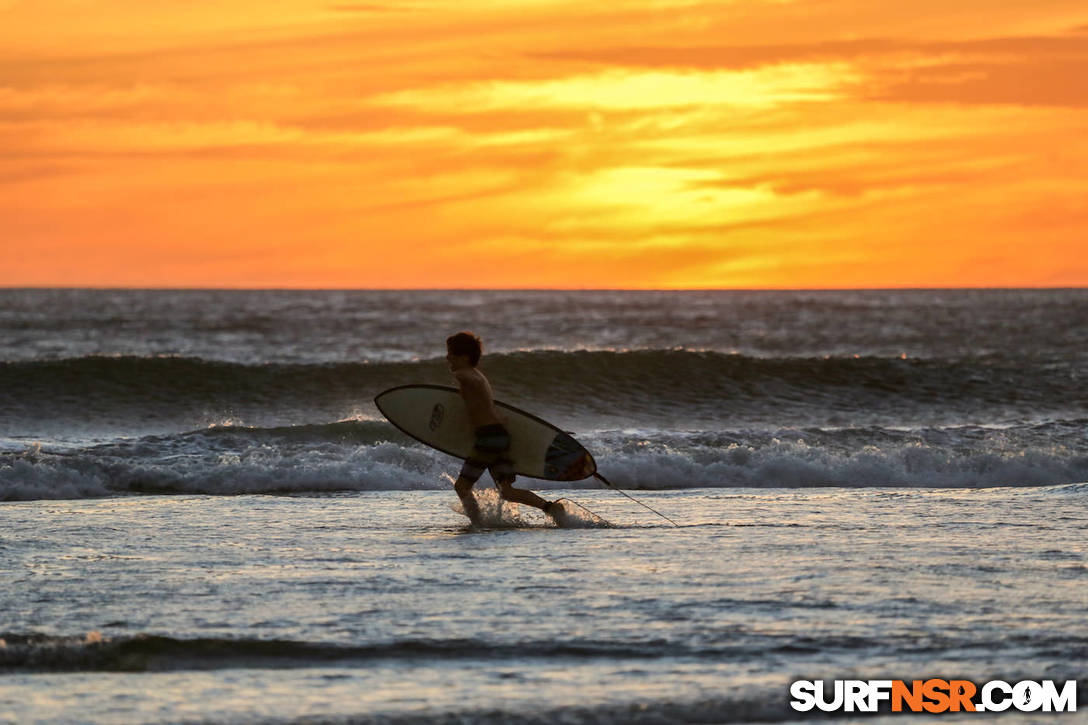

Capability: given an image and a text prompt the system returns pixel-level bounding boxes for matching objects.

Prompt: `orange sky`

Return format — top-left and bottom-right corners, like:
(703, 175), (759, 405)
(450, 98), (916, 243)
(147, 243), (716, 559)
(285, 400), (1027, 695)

(2, 0), (1087, 288)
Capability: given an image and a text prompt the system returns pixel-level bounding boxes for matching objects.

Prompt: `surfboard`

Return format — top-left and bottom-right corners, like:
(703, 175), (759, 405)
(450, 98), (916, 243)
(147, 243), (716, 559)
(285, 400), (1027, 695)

(373, 384), (596, 481)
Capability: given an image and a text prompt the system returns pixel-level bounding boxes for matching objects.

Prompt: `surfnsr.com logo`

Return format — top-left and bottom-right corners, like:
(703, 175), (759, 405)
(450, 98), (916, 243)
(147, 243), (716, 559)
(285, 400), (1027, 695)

(790, 679), (1078, 713)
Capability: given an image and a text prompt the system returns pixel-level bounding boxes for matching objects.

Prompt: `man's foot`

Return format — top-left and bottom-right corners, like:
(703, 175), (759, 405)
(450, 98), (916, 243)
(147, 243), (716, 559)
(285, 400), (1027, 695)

(459, 494), (482, 525)
(543, 500), (564, 520)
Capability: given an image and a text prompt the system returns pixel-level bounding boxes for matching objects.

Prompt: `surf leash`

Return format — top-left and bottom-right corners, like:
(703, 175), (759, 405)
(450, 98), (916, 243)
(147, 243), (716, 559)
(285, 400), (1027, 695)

(593, 472), (680, 527)
(555, 498), (613, 526)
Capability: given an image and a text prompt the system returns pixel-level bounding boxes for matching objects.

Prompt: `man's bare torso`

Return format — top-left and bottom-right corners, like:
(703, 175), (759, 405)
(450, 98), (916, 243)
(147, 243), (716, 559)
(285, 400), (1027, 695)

(453, 367), (502, 428)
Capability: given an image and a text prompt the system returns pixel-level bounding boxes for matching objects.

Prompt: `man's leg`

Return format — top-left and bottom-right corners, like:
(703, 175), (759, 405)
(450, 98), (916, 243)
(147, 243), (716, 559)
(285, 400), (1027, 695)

(495, 477), (552, 510)
(491, 459), (555, 513)
(455, 460), (486, 524)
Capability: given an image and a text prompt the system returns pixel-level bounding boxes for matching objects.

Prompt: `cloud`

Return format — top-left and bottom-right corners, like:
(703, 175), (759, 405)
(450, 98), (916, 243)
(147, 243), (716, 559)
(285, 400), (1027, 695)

(537, 33), (1088, 108)
(537, 39), (908, 70)
(866, 58), (1088, 108)
(371, 63), (857, 112)
(327, 3), (422, 11)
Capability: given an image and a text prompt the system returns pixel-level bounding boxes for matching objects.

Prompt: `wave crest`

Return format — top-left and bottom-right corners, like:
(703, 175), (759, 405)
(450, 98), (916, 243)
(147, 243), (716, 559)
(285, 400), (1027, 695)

(2, 351), (1081, 433)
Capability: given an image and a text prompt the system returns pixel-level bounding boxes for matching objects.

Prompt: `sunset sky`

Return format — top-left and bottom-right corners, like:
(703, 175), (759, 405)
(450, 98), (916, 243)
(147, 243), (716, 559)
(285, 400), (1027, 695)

(2, 0), (1087, 288)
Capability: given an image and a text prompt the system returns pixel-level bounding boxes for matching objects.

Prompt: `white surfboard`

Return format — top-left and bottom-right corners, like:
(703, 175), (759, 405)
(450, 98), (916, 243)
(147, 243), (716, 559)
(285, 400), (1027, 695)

(373, 384), (596, 481)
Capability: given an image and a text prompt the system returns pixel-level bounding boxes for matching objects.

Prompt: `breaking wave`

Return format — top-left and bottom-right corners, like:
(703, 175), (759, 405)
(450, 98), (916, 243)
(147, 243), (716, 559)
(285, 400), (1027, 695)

(5, 630), (1088, 674)
(3, 421), (1085, 501)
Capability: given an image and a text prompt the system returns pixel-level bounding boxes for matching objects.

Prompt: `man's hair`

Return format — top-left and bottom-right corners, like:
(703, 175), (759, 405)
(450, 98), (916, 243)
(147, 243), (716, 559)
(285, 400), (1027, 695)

(446, 331), (482, 366)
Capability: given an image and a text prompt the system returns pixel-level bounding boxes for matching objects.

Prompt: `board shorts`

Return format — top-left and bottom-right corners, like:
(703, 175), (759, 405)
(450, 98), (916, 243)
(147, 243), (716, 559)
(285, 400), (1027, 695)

(459, 423), (516, 484)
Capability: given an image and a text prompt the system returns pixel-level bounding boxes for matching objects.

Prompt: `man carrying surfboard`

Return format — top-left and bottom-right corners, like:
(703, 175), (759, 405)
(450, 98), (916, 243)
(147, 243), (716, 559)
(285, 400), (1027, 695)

(446, 331), (562, 524)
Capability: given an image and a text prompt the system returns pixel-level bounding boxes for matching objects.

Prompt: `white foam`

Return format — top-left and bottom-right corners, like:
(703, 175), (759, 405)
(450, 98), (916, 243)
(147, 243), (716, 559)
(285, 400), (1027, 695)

(596, 438), (1088, 488)
(449, 488), (536, 528)
(0, 458), (111, 501)
(4, 430), (1086, 502)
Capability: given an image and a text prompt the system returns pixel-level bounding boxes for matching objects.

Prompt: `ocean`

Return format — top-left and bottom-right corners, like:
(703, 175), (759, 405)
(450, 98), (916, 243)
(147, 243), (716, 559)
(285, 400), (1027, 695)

(1, 289), (1086, 723)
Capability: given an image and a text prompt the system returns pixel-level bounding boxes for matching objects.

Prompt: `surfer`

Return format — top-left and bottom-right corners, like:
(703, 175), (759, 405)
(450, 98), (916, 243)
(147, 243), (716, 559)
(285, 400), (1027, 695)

(446, 331), (561, 524)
